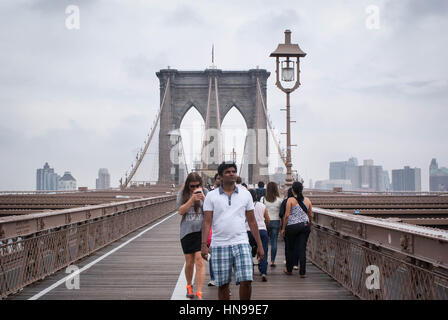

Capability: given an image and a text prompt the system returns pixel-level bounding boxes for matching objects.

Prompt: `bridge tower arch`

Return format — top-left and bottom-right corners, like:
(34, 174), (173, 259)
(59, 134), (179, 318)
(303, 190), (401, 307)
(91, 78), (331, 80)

(157, 68), (270, 185)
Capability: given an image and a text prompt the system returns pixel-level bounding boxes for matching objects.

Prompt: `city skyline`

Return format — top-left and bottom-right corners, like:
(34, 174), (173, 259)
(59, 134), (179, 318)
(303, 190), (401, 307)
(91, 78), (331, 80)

(35, 162), (77, 191)
(31, 157), (442, 192)
(0, 0), (447, 191)
(314, 157), (444, 192)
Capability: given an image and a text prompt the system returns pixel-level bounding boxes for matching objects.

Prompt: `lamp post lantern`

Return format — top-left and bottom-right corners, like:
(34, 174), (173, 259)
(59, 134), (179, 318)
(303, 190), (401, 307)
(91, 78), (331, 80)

(270, 29), (306, 187)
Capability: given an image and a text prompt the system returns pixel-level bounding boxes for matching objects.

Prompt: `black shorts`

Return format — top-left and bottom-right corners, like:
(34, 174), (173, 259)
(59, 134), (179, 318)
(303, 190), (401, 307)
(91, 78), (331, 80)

(181, 231), (201, 254)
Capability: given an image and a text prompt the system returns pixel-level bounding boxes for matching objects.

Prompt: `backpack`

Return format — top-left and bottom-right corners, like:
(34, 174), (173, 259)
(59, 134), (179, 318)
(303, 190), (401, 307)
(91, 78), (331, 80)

(279, 198), (287, 219)
(255, 188), (265, 202)
(279, 197), (307, 219)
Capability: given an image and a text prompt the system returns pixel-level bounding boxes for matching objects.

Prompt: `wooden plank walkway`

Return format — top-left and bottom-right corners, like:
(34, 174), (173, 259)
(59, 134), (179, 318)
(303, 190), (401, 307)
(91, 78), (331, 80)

(6, 212), (356, 300)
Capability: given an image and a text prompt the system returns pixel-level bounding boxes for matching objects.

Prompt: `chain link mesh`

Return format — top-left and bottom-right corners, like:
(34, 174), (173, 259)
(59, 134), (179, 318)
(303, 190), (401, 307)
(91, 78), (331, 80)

(1, 197), (176, 298)
(308, 227), (448, 300)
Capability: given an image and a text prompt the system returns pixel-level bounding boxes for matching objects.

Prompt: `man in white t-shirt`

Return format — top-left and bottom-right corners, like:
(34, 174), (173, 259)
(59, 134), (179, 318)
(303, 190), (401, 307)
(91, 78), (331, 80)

(201, 162), (264, 300)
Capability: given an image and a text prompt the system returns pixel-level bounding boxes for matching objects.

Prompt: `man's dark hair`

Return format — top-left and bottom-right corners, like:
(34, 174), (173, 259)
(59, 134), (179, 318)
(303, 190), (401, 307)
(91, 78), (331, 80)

(217, 161), (237, 176)
(258, 181), (265, 188)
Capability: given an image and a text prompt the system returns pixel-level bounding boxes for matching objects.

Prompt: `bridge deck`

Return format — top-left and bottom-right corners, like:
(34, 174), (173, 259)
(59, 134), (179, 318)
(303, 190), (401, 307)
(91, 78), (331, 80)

(6, 212), (356, 300)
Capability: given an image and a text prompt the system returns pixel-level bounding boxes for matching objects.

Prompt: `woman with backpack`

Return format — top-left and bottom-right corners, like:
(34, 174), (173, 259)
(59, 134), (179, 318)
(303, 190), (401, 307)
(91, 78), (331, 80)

(279, 187), (294, 267)
(261, 182), (283, 267)
(281, 181), (313, 278)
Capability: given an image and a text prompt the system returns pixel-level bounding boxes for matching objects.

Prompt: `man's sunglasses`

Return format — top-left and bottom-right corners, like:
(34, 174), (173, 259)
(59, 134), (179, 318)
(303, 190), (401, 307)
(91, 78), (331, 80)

(189, 184), (201, 189)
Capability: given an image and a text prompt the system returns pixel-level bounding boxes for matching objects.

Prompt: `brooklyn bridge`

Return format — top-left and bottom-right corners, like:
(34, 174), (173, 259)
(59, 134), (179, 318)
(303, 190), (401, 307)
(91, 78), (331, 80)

(1, 63), (447, 300)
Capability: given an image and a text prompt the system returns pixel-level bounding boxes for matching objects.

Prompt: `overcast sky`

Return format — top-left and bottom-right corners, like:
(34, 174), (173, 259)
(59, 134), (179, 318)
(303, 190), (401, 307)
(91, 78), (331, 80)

(0, 0), (447, 191)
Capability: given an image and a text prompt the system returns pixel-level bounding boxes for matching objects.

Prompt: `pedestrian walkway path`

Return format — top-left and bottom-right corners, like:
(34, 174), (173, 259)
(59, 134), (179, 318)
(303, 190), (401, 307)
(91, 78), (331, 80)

(7, 212), (356, 300)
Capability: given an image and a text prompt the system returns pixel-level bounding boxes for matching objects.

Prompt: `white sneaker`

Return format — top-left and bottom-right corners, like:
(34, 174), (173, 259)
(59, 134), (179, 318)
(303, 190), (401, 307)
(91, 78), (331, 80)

(208, 280), (215, 287)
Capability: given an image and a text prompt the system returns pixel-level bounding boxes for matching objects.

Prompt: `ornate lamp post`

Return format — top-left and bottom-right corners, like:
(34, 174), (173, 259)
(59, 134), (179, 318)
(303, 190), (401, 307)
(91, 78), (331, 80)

(270, 30), (306, 187)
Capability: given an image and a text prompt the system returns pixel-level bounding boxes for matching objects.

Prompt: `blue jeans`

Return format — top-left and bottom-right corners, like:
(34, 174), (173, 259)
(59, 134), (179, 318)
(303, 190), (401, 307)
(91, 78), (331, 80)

(268, 220), (280, 263)
(247, 230), (269, 275)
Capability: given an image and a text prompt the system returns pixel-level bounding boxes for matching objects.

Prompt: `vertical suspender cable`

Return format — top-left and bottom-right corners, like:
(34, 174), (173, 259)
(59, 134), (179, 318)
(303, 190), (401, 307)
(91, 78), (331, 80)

(120, 77), (171, 190)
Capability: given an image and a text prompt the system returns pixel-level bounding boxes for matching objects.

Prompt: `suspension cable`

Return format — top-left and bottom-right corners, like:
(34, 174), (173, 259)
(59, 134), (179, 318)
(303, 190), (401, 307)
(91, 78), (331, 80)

(120, 78), (171, 190)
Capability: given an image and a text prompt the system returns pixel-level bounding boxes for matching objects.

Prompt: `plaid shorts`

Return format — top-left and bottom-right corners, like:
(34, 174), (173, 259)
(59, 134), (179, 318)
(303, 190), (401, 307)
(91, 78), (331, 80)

(210, 243), (253, 287)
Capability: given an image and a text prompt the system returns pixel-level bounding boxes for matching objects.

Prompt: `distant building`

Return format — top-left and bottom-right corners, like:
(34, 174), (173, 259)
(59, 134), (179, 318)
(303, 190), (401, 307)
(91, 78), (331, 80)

(315, 179), (353, 191)
(353, 160), (385, 192)
(36, 162), (60, 191)
(392, 166), (421, 191)
(96, 168), (111, 190)
(58, 171), (77, 191)
(383, 170), (391, 191)
(329, 162), (345, 180)
(328, 157), (387, 191)
(429, 158), (448, 191)
(329, 157), (358, 185)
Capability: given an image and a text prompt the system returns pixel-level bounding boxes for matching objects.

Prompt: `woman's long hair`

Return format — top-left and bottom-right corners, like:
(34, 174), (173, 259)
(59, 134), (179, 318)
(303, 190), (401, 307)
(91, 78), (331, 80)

(266, 181), (280, 202)
(180, 172), (203, 221)
(292, 181), (307, 213)
(286, 187), (293, 199)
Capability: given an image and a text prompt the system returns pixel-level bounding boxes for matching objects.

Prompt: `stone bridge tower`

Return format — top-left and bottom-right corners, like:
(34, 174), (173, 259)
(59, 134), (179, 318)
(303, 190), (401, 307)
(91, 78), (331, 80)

(157, 68), (270, 185)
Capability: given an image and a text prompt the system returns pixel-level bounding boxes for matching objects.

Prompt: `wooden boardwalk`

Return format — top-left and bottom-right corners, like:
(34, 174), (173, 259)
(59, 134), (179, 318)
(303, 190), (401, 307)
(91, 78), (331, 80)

(6, 212), (356, 300)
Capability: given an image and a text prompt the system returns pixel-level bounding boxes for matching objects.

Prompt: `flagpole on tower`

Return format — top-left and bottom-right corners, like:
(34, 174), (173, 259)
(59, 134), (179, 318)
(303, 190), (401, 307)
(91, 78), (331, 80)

(210, 44), (216, 69)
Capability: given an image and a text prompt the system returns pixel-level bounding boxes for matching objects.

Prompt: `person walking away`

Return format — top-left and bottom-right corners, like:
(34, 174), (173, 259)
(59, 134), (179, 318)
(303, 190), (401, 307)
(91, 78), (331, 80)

(261, 182), (283, 268)
(247, 189), (270, 281)
(177, 172), (208, 299)
(201, 162), (264, 300)
(279, 187), (294, 266)
(255, 181), (266, 201)
(281, 181), (312, 277)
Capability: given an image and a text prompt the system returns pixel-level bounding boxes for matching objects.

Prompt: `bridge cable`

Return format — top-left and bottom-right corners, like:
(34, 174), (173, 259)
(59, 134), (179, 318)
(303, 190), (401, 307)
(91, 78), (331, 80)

(256, 77), (287, 167)
(120, 78), (171, 190)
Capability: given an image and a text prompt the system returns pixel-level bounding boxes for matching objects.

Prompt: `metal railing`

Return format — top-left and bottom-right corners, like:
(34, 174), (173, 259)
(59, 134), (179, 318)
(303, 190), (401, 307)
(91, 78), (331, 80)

(2, 194), (447, 300)
(0, 195), (177, 299)
(308, 207), (448, 299)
